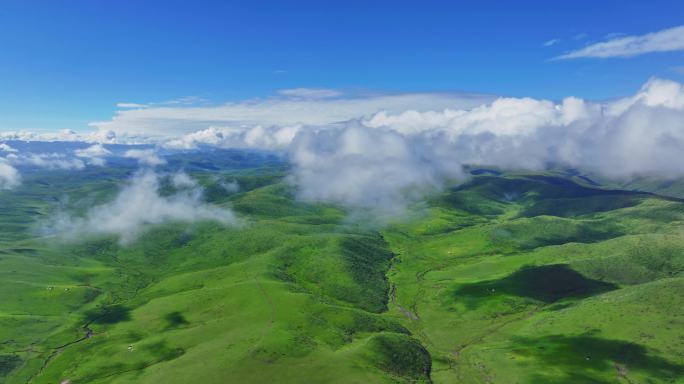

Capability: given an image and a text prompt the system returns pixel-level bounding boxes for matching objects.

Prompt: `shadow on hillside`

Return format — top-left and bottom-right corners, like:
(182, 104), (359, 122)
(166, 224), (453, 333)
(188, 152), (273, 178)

(164, 311), (189, 329)
(0, 354), (22, 377)
(84, 304), (131, 325)
(80, 340), (185, 383)
(453, 264), (616, 308)
(512, 334), (684, 383)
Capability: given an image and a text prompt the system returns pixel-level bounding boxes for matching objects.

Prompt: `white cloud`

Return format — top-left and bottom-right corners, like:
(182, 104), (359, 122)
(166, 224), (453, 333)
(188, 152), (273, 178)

(554, 25), (684, 59)
(277, 88), (343, 99)
(163, 125), (303, 150)
(47, 170), (237, 244)
(0, 143), (17, 153)
(116, 103), (148, 108)
(0, 128), (119, 144)
(74, 144), (111, 166)
(543, 39), (560, 47)
(358, 77), (684, 179)
(220, 180), (239, 193)
(171, 172), (197, 188)
(89, 92), (494, 138)
(0, 160), (20, 189)
(8, 78), (684, 217)
(123, 149), (166, 166)
(75, 144), (110, 158)
(9, 153), (85, 170)
(289, 123), (464, 217)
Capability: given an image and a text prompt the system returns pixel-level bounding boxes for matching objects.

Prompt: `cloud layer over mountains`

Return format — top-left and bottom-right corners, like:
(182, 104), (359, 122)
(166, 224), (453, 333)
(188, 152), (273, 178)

(4, 78), (684, 216)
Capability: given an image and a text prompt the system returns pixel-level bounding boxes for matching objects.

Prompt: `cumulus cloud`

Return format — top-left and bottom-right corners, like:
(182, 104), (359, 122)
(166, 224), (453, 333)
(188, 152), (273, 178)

(359, 78), (684, 179)
(163, 125), (303, 150)
(0, 143), (17, 153)
(554, 25), (684, 59)
(0, 160), (20, 189)
(74, 144), (111, 166)
(280, 78), (684, 216)
(48, 170), (237, 244)
(289, 123), (464, 217)
(75, 144), (111, 158)
(0, 128), (119, 144)
(123, 149), (166, 166)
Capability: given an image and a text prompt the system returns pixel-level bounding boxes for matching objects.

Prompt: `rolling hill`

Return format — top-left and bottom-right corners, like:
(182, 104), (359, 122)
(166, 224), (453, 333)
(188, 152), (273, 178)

(1, 156), (683, 383)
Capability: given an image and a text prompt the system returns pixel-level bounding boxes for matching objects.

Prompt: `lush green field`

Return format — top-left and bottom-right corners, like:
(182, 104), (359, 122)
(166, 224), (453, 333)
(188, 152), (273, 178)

(1, 157), (684, 383)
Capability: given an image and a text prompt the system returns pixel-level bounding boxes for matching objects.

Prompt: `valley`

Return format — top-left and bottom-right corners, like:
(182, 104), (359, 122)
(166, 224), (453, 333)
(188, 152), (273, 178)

(1, 154), (683, 383)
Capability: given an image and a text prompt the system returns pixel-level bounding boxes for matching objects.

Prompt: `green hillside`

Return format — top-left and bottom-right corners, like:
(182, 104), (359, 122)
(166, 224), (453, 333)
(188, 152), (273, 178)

(2, 165), (684, 383)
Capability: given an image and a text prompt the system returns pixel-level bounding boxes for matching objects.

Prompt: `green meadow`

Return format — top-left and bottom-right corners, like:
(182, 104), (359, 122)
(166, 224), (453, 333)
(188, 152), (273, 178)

(1, 159), (684, 383)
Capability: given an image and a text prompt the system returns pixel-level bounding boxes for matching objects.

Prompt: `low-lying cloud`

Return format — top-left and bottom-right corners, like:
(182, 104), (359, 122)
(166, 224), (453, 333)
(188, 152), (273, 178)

(0, 160), (20, 190)
(123, 149), (166, 166)
(289, 124), (463, 217)
(7, 78), (684, 217)
(48, 170), (237, 244)
(74, 144), (111, 166)
(8, 153), (85, 170)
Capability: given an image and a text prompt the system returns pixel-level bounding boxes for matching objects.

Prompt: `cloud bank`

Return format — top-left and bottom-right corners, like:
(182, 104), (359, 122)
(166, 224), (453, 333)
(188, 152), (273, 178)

(89, 91), (494, 138)
(49, 170), (237, 244)
(554, 25), (684, 59)
(359, 78), (684, 179)
(7, 78), (684, 217)
(264, 78), (684, 213)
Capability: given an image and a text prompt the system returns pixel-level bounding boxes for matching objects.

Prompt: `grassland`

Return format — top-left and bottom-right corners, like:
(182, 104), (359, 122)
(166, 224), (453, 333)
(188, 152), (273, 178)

(384, 174), (684, 383)
(1, 156), (684, 383)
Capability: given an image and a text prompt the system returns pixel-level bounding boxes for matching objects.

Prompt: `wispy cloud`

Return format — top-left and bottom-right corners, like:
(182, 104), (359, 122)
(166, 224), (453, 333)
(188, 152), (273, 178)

(277, 88), (343, 99)
(90, 92), (494, 138)
(543, 38), (560, 47)
(553, 25), (684, 60)
(116, 102), (148, 108)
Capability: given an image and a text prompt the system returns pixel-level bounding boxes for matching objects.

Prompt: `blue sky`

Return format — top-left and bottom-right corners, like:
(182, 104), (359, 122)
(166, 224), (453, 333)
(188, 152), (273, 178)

(1, 0), (684, 131)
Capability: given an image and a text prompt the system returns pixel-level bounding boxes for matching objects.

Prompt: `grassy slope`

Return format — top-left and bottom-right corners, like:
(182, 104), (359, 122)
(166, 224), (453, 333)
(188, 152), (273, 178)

(0, 167), (429, 384)
(383, 175), (684, 383)
(2, 165), (684, 383)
